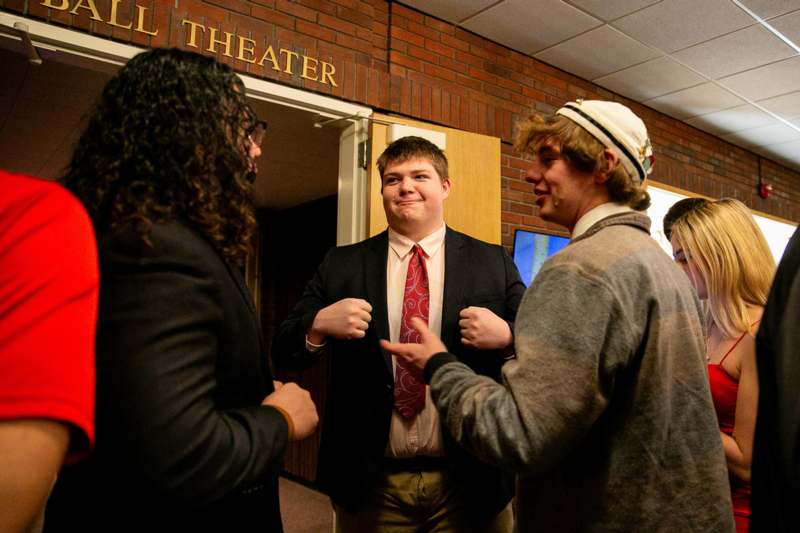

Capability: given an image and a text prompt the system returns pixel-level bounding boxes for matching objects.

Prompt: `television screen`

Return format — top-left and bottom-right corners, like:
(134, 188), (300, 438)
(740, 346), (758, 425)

(513, 229), (570, 286)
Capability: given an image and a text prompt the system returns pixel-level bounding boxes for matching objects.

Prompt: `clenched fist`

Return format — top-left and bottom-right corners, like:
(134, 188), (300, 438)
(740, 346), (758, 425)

(308, 298), (372, 343)
(263, 381), (319, 441)
(459, 306), (512, 350)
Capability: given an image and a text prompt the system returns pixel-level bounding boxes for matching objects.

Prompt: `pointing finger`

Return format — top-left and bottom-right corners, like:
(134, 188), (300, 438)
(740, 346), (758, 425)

(409, 317), (433, 339)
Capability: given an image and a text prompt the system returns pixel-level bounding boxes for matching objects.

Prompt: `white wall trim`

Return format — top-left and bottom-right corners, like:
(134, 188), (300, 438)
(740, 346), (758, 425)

(0, 11), (143, 64)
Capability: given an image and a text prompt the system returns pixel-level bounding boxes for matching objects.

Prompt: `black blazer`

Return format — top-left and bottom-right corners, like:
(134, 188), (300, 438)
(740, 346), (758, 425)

(752, 227), (800, 533)
(46, 222), (289, 532)
(273, 227), (525, 519)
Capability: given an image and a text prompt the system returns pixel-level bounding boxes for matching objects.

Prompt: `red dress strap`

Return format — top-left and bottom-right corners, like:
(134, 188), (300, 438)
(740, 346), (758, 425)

(718, 319), (761, 366)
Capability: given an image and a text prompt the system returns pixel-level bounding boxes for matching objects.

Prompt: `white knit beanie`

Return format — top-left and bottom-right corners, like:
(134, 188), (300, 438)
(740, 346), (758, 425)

(555, 99), (654, 184)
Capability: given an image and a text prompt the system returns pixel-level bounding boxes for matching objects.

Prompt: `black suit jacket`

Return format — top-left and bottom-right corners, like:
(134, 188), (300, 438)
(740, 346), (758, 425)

(273, 227), (525, 519)
(751, 227), (800, 533)
(46, 221), (288, 532)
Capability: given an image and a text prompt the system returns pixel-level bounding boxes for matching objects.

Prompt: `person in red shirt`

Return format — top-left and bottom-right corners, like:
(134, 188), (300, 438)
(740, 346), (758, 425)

(0, 169), (98, 531)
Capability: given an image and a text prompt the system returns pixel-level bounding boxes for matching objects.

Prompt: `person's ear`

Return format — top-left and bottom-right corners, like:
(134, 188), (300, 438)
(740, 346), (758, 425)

(441, 178), (451, 199)
(595, 149), (620, 184)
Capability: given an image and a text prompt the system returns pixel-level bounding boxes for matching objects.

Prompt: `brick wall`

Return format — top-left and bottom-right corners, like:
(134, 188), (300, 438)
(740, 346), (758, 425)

(4, 0), (798, 249)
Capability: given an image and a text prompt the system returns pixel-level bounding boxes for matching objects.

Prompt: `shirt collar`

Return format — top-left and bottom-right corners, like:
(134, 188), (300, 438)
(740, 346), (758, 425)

(388, 224), (446, 260)
(572, 202), (635, 240)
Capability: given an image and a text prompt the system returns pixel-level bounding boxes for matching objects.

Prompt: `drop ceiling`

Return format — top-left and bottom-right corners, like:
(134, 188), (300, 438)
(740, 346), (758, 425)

(400, 0), (800, 171)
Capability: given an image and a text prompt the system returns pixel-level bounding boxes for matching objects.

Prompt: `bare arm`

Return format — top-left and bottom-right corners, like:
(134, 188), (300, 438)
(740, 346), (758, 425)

(723, 333), (759, 482)
(0, 419), (69, 532)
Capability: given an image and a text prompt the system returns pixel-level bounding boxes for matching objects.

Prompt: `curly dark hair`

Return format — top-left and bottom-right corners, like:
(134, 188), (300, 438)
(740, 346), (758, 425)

(61, 48), (259, 265)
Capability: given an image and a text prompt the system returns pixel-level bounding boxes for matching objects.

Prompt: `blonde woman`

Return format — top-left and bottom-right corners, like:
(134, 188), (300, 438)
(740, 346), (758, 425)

(670, 198), (776, 532)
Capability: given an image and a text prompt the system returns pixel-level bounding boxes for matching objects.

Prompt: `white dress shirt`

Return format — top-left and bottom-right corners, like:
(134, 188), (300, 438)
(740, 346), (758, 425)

(385, 224), (446, 458)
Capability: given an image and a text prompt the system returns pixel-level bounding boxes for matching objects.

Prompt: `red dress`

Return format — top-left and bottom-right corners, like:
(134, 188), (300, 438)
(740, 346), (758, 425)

(708, 328), (754, 533)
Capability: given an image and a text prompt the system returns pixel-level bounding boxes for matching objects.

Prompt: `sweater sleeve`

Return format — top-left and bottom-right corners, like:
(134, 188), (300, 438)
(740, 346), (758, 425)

(430, 261), (635, 475)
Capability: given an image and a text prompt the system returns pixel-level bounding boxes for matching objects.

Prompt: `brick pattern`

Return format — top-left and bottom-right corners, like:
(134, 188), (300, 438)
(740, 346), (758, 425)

(4, 0), (799, 248)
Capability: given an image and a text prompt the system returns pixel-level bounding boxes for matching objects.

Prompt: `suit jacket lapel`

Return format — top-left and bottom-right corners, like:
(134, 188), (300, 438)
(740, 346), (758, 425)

(442, 227), (466, 350)
(364, 231), (393, 375)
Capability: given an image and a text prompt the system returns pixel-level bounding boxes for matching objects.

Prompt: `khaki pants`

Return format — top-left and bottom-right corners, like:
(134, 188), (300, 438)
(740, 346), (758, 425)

(334, 469), (513, 533)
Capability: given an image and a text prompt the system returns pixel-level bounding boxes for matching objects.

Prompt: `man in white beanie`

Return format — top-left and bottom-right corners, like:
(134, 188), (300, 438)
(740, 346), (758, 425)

(382, 100), (735, 531)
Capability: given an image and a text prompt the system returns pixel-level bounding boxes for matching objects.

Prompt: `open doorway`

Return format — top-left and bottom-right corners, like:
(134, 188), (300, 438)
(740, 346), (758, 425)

(0, 44), (115, 179)
(247, 99), (343, 485)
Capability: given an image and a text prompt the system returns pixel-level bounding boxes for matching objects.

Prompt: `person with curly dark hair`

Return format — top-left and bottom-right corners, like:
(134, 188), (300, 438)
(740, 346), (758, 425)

(44, 48), (318, 532)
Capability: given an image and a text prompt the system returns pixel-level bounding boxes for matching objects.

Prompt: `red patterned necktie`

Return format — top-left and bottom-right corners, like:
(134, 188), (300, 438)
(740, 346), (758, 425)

(394, 244), (429, 419)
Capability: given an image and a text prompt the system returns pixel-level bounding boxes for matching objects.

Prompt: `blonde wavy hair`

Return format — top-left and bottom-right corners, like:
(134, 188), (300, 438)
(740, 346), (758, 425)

(515, 113), (651, 210)
(670, 198), (775, 338)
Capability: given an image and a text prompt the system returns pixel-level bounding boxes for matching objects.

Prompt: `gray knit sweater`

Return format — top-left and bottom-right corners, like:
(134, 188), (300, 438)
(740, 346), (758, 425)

(427, 212), (734, 532)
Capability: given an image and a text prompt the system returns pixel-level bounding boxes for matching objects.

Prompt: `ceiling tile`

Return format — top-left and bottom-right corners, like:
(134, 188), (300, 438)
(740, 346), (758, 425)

(398, 0), (497, 24)
(612, 0), (754, 53)
(462, 0), (602, 55)
(671, 25), (795, 80)
(721, 121), (800, 147)
(738, 1), (800, 20)
(757, 90), (800, 118)
(565, 0), (661, 22)
(769, 9), (800, 43)
(718, 56), (800, 100)
(643, 83), (745, 119)
(594, 56), (706, 101)
(534, 25), (659, 80)
(685, 104), (775, 135)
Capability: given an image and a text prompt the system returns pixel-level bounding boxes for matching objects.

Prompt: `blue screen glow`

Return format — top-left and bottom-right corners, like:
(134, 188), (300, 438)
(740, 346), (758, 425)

(512, 230), (570, 286)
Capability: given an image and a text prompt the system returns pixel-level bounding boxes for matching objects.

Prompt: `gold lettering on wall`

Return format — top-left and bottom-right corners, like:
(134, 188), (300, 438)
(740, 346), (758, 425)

(279, 49), (299, 74)
(301, 56), (318, 81)
(108, 0), (132, 29)
(69, 0), (103, 21)
(207, 27), (234, 57)
(321, 62), (337, 87)
(237, 36), (257, 64)
(133, 5), (158, 36)
(40, 0), (69, 9)
(42, 0), (156, 35)
(258, 46), (281, 71)
(182, 19), (205, 48)
(36, 4), (337, 86)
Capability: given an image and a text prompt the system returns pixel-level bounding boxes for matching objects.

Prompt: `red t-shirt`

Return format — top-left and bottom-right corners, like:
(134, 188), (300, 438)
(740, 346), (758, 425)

(0, 170), (98, 462)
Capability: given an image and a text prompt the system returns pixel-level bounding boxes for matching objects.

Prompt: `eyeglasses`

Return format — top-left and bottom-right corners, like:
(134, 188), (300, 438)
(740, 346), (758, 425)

(247, 120), (267, 148)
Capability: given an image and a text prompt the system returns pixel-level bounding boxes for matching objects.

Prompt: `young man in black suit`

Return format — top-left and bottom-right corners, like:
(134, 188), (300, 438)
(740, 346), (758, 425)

(274, 136), (524, 532)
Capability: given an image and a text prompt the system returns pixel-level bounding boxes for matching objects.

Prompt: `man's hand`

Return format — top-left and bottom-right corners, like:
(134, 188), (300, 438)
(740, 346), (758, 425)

(459, 306), (513, 350)
(263, 382), (319, 441)
(308, 298), (372, 344)
(380, 317), (447, 371)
